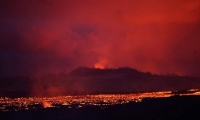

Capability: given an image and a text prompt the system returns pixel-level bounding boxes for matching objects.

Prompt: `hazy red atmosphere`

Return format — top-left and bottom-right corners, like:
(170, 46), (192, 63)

(1, 0), (200, 77)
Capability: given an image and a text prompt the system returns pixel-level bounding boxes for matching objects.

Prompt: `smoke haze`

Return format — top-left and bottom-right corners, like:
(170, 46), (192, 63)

(1, 0), (200, 77)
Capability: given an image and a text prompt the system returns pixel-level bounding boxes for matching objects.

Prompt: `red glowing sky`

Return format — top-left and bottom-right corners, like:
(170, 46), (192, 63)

(0, 0), (200, 77)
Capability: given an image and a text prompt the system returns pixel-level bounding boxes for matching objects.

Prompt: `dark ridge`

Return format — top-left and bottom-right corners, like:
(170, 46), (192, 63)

(70, 66), (147, 77)
(0, 67), (200, 97)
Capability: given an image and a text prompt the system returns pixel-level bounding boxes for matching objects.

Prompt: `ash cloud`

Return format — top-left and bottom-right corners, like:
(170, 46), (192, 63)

(0, 0), (200, 77)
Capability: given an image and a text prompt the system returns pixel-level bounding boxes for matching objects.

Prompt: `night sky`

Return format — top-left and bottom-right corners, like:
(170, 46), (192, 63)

(0, 0), (200, 77)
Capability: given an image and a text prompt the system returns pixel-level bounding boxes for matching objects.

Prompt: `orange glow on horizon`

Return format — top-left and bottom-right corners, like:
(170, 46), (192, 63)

(94, 59), (110, 69)
(94, 63), (105, 69)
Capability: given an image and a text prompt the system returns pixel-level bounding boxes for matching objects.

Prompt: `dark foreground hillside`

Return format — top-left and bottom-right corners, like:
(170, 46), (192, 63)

(0, 96), (200, 120)
(0, 67), (200, 97)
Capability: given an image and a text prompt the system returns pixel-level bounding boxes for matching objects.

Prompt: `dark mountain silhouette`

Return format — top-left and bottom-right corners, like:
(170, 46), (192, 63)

(0, 67), (200, 97)
(69, 67), (141, 76)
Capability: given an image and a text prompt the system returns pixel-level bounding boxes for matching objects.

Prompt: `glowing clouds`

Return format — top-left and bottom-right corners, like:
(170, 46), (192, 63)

(1, 0), (200, 77)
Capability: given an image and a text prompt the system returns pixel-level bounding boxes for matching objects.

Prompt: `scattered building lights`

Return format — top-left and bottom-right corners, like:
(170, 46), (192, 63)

(0, 89), (199, 112)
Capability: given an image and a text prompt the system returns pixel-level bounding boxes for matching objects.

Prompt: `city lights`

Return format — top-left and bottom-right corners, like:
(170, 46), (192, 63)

(0, 90), (199, 112)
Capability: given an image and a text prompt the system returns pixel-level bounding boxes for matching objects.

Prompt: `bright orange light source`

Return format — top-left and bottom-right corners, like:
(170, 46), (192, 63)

(42, 101), (52, 108)
(94, 59), (108, 69)
(95, 63), (105, 69)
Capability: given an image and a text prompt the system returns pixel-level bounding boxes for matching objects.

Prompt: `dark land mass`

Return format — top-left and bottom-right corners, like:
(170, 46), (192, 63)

(0, 67), (200, 97)
(0, 96), (200, 120)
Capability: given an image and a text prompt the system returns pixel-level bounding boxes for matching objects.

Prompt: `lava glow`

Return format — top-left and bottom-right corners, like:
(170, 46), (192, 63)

(94, 63), (105, 69)
(94, 59), (109, 69)
(42, 101), (52, 108)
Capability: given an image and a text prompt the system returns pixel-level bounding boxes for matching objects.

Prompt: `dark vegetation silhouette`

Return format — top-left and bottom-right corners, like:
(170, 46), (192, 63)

(0, 67), (200, 97)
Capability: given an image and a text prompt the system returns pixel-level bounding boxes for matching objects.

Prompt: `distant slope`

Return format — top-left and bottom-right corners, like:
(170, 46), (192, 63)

(0, 67), (200, 97)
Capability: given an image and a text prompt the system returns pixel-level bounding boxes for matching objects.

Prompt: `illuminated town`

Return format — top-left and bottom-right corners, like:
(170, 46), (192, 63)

(0, 89), (199, 112)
